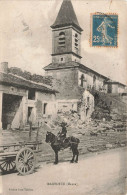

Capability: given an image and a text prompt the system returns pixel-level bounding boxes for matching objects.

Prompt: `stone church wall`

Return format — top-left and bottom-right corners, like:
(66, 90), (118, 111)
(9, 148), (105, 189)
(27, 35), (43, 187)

(50, 68), (80, 100)
(52, 28), (72, 55)
(78, 69), (106, 92)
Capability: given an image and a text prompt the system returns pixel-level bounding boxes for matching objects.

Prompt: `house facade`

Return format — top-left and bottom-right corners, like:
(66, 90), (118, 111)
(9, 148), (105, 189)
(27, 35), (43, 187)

(104, 80), (126, 94)
(0, 62), (57, 130)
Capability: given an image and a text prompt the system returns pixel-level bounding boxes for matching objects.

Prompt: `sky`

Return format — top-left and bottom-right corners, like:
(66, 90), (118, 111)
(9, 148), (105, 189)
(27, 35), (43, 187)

(0, 0), (127, 84)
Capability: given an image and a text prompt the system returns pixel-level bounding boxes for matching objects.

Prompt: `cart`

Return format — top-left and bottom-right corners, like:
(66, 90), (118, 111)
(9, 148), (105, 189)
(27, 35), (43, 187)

(0, 141), (42, 175)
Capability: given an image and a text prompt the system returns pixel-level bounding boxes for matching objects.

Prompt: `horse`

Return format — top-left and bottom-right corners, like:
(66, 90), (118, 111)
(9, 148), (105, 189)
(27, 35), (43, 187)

(45, 131), (80, 164)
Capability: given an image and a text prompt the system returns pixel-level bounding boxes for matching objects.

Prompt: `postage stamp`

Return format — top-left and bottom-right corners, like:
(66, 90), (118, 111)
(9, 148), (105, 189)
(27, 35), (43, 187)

(91, 13), (118, 47)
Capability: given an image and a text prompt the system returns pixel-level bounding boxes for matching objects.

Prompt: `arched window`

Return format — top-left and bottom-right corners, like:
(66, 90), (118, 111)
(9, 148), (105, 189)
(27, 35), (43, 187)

(80, 74), (85, 87)
(93, 75), (96, 89)
(75, 33), (78, 38)
(74, 33), (79, 50)
(59, 32), (65, 46)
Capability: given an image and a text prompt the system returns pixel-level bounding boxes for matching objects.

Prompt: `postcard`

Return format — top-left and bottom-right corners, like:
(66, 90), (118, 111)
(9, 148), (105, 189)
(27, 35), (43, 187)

(0, 0), (127, 194)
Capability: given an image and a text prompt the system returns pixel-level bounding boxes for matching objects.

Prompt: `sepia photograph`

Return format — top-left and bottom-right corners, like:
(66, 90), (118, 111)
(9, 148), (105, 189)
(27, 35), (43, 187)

(0, 0), (127, 194)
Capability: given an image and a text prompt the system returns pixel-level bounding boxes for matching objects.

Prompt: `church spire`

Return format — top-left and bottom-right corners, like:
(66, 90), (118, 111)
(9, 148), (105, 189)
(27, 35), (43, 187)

(51, 0), (82, 64)
(51, 0), (83, 31)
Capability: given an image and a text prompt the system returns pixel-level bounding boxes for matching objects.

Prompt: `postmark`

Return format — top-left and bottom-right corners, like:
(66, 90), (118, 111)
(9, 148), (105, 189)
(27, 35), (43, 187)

(90, 13), (118, 47)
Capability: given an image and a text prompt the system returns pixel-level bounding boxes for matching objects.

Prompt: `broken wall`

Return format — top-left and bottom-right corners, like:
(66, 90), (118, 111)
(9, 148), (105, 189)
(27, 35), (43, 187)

(36, 91), (57, 122)
(78, 90), (94, 121)
(57, 100), (78, 113)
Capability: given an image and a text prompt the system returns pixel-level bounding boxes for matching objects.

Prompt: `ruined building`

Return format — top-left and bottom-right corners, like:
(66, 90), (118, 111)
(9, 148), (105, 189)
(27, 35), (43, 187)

(44, 0), (126, 119)
(0, 0), (126, 130)
(0, 62), (57, 130)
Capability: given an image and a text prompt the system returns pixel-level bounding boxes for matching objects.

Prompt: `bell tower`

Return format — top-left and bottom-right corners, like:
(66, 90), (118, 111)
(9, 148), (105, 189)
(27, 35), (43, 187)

(51, 0), (83, 64)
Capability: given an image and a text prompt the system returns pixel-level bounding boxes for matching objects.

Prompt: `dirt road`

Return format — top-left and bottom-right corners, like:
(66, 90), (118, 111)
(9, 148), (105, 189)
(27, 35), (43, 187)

(1, 147), (127, 195)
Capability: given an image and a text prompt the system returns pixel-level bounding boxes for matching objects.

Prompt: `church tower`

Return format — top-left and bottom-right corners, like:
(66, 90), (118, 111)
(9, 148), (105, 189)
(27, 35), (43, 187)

(51, 0), (83, 64)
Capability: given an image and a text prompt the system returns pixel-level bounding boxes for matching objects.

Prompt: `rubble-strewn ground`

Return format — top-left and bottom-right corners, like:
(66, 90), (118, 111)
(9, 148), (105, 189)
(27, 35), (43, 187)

(1, 112), (127, 164)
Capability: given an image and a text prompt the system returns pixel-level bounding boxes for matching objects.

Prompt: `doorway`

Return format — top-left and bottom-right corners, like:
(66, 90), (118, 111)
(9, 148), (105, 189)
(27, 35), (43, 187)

(108, 84), (112, 93)
(2, 93), (22, 129)
(27, 107), (33, 123)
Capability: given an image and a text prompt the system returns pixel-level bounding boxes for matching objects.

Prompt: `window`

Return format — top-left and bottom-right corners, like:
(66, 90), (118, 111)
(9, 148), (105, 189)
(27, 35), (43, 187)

(93, 75), (96, 82)
(59, 32), (65, 47)
(59, 57), (65, 63)
(75, 33), (78, 38)
(87, 96), (90, 104)
(93, 75), (96, 89)
(28, 89), (35, 100)
(27, 107), (33, 122)
(43, 103), (47, 114)
(59, 32), (65, 39)
(75, 33), (79, 50)
(11, 87), (14, 91)
(87, 97), (90, 108)
(80, 74), (85, 87)
(108, 84), (112, 93)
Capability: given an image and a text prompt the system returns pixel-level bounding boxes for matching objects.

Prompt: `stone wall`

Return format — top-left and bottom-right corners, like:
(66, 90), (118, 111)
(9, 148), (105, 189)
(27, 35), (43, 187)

(0, 82), (57, 129)
(48, 68), (79, 100)
(57, 100), (78, 112)
(36, 91), (57, 122)
(52, 28), (72, 55)
(52, 27), (81, 63)
(78, 69), (106, 92)
(92, 91), (127, 120)
(78, 90), (94, 120)
(105, 83), (126, 93)
(45, 68), (94, 117)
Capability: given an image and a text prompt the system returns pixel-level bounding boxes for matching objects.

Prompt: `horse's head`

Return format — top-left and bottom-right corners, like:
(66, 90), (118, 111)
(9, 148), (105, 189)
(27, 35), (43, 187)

(45, 131), (54, 143)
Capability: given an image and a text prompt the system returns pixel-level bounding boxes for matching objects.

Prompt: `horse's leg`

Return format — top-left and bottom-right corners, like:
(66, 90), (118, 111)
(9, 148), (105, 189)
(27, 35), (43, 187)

(70, 146), (75, 163)
(75, 148), (79, 163)
(54, 150), (58, 164)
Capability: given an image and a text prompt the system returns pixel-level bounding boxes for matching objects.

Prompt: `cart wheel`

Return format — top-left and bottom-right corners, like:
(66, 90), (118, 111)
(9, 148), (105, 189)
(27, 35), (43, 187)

(0, 157), (16, 174)
(16, 147), (35, 175)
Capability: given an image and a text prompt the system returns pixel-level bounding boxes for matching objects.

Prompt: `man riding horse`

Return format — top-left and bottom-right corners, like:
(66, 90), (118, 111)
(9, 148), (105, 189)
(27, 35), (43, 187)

(57, 122), (67, 144)
(46, 127), (80, 164)
(45, 121), (80, 164)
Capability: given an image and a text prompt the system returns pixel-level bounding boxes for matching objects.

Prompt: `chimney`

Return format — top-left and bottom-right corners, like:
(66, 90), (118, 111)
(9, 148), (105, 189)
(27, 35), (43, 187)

(0, 62), (8, 73)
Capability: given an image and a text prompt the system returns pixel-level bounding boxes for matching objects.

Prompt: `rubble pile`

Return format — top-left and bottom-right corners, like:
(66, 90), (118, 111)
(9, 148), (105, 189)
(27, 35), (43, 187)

(110, 111), (127, 121)
(53, 111), (80, 128)
(1, 110), (127, 164)
(91, 106), (111, 121)
(92, 90), (127, 122)
(91, 91), (112, 121)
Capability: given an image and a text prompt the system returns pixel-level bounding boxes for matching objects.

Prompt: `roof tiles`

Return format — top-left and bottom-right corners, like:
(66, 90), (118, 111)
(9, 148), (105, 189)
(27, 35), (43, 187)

(51, 0), (83, 31)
